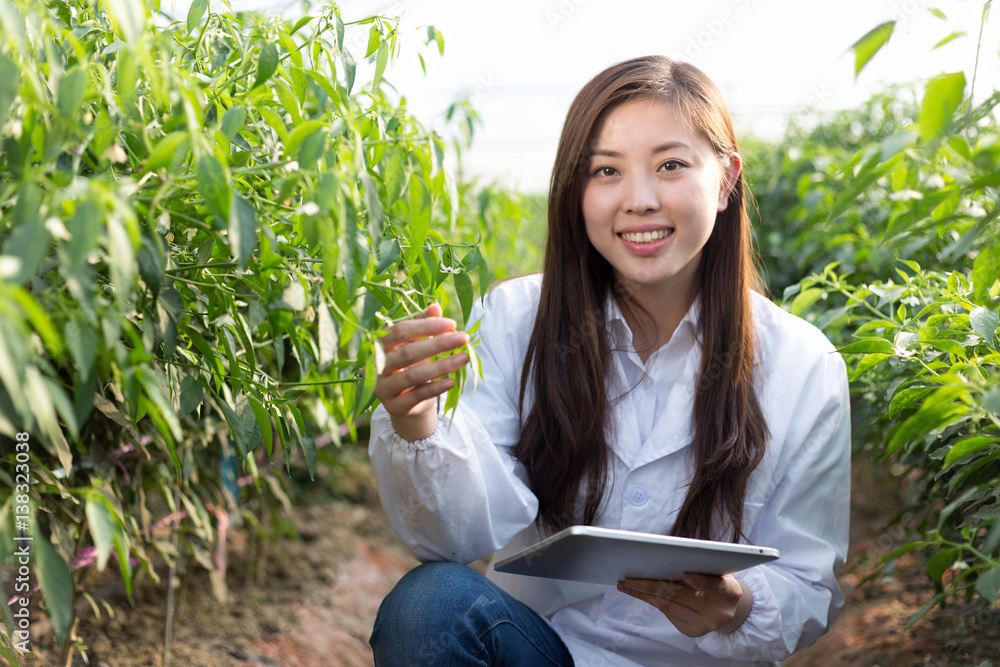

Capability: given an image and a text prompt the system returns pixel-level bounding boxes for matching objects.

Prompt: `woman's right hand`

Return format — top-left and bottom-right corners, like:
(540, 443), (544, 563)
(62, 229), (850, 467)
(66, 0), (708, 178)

(374, 304), (470, 442)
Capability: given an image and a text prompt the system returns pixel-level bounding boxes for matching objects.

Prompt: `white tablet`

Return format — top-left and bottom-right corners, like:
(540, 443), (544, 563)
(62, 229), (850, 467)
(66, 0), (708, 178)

(493, 526), (779, 585)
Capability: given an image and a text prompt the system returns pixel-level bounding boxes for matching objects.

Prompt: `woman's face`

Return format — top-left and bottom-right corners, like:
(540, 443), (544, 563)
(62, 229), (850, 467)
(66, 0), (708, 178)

(580, 97), (740, 304)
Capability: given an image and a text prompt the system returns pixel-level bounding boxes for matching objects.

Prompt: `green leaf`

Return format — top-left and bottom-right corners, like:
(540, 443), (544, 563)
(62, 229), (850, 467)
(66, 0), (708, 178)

(851, 21), (895, 77)
(66, 319), (97, 380)
(32, 522), (74, 646)
(85, 493), (119, 571)
(923, 338), (966, 357)
(285, 119), (324, 156)
(318, 301), (337, 369)
(972, 245), (1000, 306)
(197, 155), (231, 223)
(453, 271), (474, 325)
(252, 43), (279, 89)
(815, 305), (852, 331)
(375, 237), (401, 275)
(186, 0), (208, 33)
(354, 351), (378, 418)
(976, 566), (1000, 603)
(983, 385), (1000, 417)
(248, 395), (272, 459)
(1, 184), (47, 284)
(0, 51), (21, 129)
(384, 149), (407, 202)
(430, 26), (445, 55)
(10, 288), (63, 360)
(927, 547), (959, 582)
(886, 387), (968, 455)
(919, 72), (965, 142)
(219, 105), (246, 141)
(365, 25), (380, 58)
(943, 435), (997, 467)
(889, 386), (933, 418)
(219, 390), (248, 457)
(290, 16), (314, 35)
(115, 48), (139, 116)
(145, 131), (190, 172)
(277, 282), (307, 311)
(287, 404), (316, 479)
(879, 130), (919, 162)
(851, 353), (891, 380)
(342, 48), (356, 95)
(335, 14), (345, 50)
(406, 174), (431, 266)
(830, 151), (892, 220)
(178, 375), (204, 417)
(933, 31), (966, 49)
(228, 192), (258, 269)
(240, 393), (262, 455)
(478, 256), (490, 299)
(373, 41), (389, 89)
(106, 0), (145, 43)
(838, 338), (894, 355)
(985, 523), (1000, 553)
(298, 129), (326, 170)
(970, 306), (999, 343)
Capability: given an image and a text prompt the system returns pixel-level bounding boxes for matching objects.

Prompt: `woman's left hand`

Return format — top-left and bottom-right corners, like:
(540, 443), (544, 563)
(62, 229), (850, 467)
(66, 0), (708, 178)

(617, 573), (745, 637)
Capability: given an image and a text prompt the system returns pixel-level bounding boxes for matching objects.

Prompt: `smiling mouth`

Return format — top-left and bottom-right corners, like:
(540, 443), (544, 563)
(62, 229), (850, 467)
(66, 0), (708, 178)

(618, 229), (672, 243)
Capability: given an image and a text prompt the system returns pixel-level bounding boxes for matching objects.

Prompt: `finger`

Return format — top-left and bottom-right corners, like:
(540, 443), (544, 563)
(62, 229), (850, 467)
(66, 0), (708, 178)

(620, 578), (684, 599)
(664, 585), (739, 630)
(682, 573), (732, 598)
(381, 316), (457, 352)
(616, 582), (667, 611)
(381, 331), (469, 375)
(617, 588), (712, 637)
(418, 303), (443, 319)
(376, 353), (469, 401)
(380, 377), (456, 415)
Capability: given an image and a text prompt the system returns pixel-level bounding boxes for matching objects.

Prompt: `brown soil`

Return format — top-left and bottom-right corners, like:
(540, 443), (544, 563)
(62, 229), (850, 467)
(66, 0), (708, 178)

(20, 447), (1000, 667)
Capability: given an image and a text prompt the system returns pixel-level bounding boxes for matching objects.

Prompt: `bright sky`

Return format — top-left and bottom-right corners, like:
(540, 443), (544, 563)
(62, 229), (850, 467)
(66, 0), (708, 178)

(167, 0), (1000, 193)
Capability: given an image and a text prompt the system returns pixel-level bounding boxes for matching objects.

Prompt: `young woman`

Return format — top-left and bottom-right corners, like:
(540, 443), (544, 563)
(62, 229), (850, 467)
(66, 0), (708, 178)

(367, 56), (851, 666)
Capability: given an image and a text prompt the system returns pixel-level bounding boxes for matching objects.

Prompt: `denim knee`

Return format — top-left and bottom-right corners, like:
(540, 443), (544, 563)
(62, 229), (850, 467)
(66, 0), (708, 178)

(371, 561), (573, 666)
(370, 561), (490, 665)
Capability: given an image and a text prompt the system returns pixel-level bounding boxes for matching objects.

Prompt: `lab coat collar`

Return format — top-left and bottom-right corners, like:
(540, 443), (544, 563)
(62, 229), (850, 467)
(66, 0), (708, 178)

(603, 291), (702, 471)
(604, 290), (702, 355)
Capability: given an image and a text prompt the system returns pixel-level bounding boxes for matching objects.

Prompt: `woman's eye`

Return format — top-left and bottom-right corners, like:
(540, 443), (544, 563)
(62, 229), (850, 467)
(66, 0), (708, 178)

(659, 160), (684, 172)
(594, 166), (617, 177)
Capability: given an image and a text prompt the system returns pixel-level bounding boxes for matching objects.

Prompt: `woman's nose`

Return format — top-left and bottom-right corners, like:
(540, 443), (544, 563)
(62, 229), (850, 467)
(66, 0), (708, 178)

(622, 173), (660, 214)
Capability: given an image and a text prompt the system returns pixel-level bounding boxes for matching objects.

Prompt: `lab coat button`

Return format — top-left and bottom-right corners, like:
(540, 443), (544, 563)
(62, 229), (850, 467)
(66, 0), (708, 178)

(628, 486), (648, 506)
(607, 603), (627, 619)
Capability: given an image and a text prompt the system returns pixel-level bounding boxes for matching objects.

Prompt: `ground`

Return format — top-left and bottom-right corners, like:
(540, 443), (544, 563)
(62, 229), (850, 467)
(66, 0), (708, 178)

(21, 446), (1000, 667)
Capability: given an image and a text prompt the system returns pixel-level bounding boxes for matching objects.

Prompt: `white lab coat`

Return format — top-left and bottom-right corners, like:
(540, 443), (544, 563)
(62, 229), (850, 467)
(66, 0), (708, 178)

(369, 274), (851, 666)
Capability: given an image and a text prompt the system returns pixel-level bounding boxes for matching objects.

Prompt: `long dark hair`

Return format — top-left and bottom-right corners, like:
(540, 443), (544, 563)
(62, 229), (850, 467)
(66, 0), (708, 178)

(513, 56), (769, 543)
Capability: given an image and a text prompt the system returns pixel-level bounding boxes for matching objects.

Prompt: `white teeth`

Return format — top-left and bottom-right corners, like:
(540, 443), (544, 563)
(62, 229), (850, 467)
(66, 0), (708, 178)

(620, 229), (669, 243)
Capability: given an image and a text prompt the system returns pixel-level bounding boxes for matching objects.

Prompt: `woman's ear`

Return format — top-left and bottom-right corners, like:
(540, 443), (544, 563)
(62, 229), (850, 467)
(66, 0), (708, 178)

(717, 152), (743, 212)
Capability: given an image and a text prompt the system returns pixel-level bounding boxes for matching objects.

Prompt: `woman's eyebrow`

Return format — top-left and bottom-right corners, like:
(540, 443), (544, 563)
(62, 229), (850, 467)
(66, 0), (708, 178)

(651, 141), (692, 153)
(587, 141), (692, 160)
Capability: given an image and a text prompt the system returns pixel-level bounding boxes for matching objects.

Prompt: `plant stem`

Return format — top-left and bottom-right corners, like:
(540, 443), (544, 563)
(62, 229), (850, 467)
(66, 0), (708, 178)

(163, 486), (181, 667)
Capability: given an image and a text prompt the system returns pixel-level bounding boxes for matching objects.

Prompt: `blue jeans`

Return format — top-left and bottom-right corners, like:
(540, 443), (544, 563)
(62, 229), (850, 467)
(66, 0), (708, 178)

(370, 561), (575, 666)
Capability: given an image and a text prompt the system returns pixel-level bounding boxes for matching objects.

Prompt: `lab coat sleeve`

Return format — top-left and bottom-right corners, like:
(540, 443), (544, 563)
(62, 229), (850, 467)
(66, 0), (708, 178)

(694, 345), (852, 663)
(367, 281), (540, 565)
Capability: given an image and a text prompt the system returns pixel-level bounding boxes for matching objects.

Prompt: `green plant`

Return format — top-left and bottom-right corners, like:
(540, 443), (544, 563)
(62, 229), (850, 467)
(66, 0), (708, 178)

(772, 2), (1000, 628)
(0, 0), (550, 662)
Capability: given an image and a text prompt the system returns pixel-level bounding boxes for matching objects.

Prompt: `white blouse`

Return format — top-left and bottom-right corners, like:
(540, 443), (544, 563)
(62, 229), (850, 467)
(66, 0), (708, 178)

(369, 274), (851, 666)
